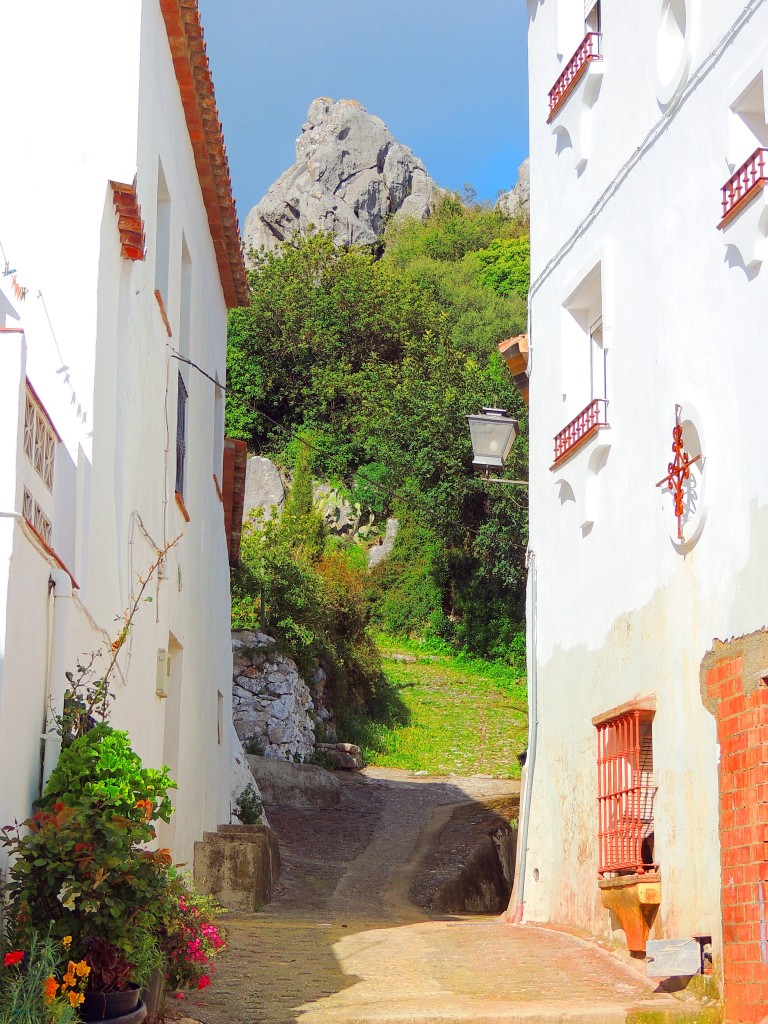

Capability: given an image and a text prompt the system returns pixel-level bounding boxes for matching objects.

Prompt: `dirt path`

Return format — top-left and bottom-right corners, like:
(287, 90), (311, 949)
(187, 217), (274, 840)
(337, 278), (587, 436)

(174, 769), (717, 1024)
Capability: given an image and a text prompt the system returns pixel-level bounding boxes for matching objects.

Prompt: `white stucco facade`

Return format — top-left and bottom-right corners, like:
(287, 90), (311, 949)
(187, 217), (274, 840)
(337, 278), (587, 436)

(523, 0), (768, 965)
(0, 1), (247, 866)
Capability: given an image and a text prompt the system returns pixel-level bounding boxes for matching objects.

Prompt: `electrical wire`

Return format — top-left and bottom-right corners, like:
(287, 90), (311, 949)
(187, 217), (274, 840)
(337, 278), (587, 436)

(168, 347), (527, 539)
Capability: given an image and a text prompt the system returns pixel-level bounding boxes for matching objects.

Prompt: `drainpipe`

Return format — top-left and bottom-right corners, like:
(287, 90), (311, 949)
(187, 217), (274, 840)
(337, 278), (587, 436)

(512, 548), (538, 923)
(42, 567), (76, 789)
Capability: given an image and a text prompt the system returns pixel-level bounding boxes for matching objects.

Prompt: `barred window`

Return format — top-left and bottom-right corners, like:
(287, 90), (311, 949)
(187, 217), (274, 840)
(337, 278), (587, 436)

(24, 389), (56, 491)
(23, 487), (52, 546)
(175, 372), (188, 500)
(596, 707), (657, 877)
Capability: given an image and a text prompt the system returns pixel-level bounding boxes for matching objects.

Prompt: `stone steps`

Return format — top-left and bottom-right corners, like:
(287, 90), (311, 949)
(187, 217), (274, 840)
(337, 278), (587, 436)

(193, 823), (281, 913)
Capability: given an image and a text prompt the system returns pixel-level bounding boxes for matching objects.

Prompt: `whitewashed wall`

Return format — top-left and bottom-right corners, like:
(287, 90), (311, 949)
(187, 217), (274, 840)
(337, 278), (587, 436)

(0, 0), (234, 867)
(524, 0), (768, 950)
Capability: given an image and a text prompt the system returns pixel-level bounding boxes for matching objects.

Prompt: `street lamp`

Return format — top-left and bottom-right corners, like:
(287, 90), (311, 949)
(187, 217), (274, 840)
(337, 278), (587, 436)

(466, 407), (528, 486)
(466, 406), (519, 467)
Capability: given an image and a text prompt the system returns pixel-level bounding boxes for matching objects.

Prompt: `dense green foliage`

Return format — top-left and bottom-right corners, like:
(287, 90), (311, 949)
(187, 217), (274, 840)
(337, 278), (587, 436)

(227, 194), (530, 665)
(231, 455), (384, 719)
(343, 635), (528, 777)
(2, 725), (173, 989)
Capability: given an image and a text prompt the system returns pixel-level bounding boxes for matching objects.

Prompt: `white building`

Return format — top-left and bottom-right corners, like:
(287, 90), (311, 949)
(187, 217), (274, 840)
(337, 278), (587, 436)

(0, 0), (249, 867)
(520, 1), (768, 1018)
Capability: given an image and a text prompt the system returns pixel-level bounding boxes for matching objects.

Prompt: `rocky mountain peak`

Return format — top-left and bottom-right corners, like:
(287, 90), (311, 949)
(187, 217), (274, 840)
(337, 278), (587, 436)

(243, 97), (440, 256)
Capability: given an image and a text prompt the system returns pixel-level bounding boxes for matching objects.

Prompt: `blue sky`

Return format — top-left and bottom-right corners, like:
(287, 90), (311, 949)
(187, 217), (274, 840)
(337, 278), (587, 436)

(197, 1), (530, 227)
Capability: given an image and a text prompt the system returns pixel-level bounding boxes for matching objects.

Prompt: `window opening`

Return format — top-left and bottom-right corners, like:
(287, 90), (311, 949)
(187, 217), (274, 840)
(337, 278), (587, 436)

(213, 377), (224, 481)
(23, 486), (52, 545)
(585, 0), (601, 34)
(589, 317), (607, 405)
(175, 372), (188, 499)
(24, 389), (56, 491)
(180, 235), (192, 359)
(155, 161), (171, 303)
(596, 708), (656, 877)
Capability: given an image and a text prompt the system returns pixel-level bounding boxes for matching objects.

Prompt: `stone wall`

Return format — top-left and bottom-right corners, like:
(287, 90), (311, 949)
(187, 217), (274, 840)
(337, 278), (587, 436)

(232, 631), (316, 761)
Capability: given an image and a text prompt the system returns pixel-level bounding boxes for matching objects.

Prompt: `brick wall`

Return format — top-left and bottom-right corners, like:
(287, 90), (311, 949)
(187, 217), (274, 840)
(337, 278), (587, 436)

(703, 645), (768, 1024)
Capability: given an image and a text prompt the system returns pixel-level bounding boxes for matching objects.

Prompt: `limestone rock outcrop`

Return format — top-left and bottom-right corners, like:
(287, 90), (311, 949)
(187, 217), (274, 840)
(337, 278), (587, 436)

(244, 97), (440, 255)
(242, 456), (285, 524)
(498, 158), (530, 222)
(368, 517), (400, 568)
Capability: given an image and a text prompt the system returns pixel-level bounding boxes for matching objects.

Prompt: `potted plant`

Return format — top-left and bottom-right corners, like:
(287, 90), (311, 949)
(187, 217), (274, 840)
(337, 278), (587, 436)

(0, 929), (89, 1022)
(1, 723), (175, 1021)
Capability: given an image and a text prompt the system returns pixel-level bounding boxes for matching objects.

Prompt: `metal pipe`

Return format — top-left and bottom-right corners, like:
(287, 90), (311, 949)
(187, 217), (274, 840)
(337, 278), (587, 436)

(512, 548), (538, 923)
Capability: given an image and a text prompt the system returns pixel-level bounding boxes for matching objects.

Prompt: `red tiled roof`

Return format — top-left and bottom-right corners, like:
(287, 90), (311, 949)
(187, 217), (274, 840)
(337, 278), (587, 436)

(110, 181), (146, 261)
(498, 334), (529, 406)
(159, 0), (249, 308)
(223, 438), (247, 565)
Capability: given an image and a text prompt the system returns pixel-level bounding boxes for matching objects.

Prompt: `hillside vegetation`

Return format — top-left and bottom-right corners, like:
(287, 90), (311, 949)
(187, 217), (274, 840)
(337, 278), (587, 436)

(227, 194), (529, 721)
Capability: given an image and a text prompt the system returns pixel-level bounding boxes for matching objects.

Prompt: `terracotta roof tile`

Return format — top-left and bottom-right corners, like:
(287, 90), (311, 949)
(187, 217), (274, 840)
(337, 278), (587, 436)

(110, 180), (146, 261)
(159, 0), (248, 308)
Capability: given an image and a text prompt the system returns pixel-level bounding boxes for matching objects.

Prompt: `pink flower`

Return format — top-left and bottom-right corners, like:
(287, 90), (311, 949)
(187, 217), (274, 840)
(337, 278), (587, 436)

(197, 975), (211, 989)
(4, 952), (24, 968)
(174, 992), (185, 1000)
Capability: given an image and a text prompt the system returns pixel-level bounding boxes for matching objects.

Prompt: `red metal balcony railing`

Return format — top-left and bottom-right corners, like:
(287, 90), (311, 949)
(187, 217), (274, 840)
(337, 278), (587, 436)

(596, 709), (657, 877)
(718, 147), (768, 228)
(548, 33), (602, 122)
(551, 398), (608, 467)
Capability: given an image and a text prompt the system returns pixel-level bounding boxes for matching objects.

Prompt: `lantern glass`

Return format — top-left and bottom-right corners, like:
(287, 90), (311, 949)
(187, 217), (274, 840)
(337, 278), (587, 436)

(466, 407), (520, 470)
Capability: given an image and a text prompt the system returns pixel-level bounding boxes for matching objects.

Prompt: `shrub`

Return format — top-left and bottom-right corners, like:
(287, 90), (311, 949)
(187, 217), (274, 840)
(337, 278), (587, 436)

(157, 874), (226, 991)
(234, 784), (263, 825)
(1, 725), (174, 991)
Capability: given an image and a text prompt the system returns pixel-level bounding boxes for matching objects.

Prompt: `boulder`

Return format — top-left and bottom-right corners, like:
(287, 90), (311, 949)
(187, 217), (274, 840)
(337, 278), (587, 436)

(315, 742), (363, 771)
(244, 98), (440, 255)
(242, 456), (285, 524)
(368, 517), (400, 568)
(246, 754), (341, 809)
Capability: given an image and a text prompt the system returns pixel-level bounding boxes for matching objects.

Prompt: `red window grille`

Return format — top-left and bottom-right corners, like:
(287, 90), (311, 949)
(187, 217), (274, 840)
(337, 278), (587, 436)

(596, 708), (656, 877)
(551, 397), (608, 468)
(548, 32), (602, 122)
(718, 147), (768, 228)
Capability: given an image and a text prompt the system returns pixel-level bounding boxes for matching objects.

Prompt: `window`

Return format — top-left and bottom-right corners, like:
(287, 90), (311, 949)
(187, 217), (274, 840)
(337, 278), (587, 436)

(585, 0), (601, 34)
(23, 388), (56, 491)
(553, 262), (608, 467)
(155, 161), (171, 303)
(23, 486), (52, 546)
(213, 377), (224, 482)
(180, 235), (192, 357)
(175, 371), (188, 500)
(720, 72), (768, 231)
(596, 707), (656, 877)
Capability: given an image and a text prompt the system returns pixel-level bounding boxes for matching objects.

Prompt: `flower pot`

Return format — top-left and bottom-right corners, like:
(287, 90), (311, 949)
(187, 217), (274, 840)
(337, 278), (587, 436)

(140, 967), (166, 1023)
(80, 985), (146, 1022)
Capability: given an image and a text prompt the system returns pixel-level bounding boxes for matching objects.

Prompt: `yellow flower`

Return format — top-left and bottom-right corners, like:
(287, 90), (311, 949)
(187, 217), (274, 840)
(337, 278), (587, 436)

(67, 991), (84, 1007)
(74, 960), (90, 978)
(43, 976), (58, 1005)
(61, 936), (72, 950)
(62, 970), (75, 989)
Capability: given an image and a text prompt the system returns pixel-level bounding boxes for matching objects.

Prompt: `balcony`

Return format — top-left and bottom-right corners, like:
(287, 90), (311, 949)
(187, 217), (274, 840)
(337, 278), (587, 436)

(718, 147), (768, 228)
(548, 33), (603, 123)
(551, 398), (609, 469)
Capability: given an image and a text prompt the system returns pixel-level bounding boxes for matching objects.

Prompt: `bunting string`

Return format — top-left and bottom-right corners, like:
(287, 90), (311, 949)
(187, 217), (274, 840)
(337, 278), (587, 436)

(1, 237), (88, 426)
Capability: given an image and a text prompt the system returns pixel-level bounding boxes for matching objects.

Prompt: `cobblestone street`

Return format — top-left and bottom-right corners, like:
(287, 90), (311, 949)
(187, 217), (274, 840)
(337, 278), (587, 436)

(174, 770), (718, 1024)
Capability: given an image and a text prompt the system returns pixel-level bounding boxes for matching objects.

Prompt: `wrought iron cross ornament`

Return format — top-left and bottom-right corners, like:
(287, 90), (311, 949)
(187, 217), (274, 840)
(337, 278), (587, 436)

(656, 405), (702, 541)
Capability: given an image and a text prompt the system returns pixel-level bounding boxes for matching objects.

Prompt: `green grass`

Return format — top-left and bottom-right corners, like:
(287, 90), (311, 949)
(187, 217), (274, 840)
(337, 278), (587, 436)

(341, 635), (528, 779)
